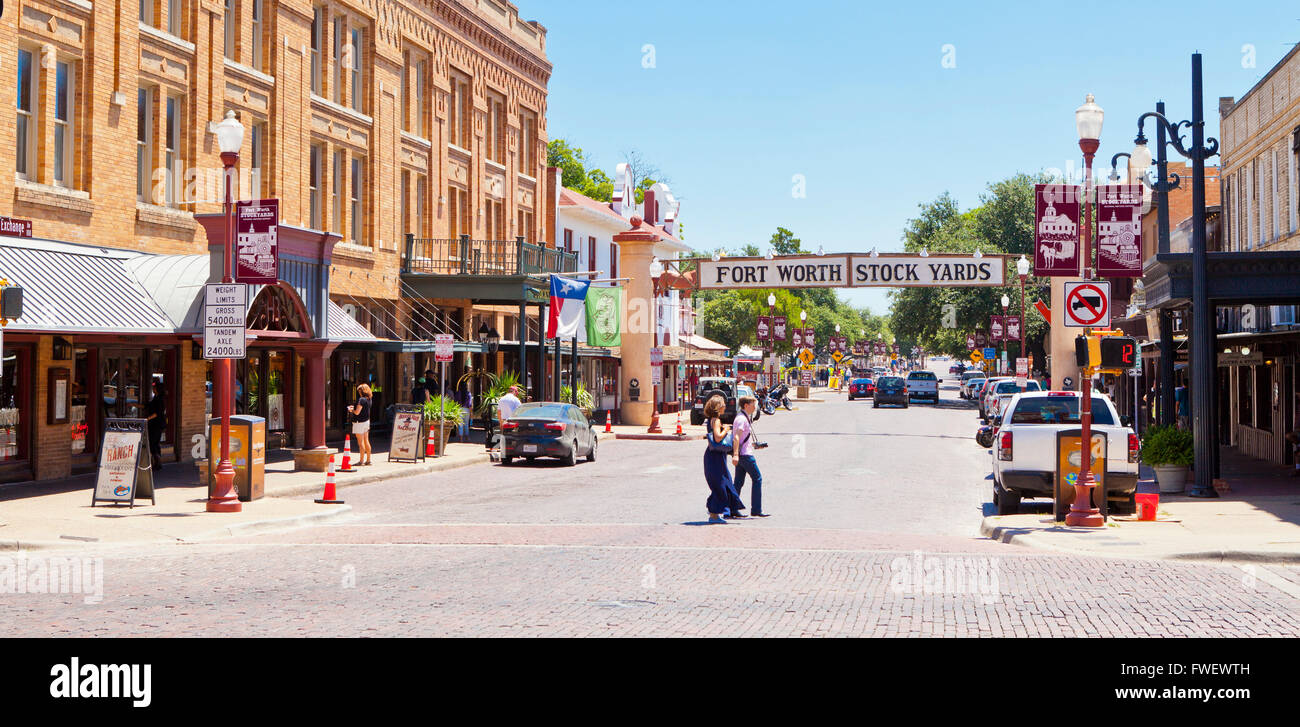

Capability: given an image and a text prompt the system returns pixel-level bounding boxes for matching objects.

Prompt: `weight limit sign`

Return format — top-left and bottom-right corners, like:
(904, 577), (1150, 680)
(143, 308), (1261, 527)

(1064, 281), (1110, 328)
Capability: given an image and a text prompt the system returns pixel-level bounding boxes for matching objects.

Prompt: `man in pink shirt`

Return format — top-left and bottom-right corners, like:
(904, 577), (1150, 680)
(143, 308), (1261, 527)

(731, 396), (770, 517)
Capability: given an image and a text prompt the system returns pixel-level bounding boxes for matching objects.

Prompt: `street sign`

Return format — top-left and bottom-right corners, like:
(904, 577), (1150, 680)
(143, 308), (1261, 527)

(798, 348), (815, 365)
(650, 347), (663, 366)
(1016, 357), (1029, 387)
(970, 350), (985, 364)
(234, 199), (279, 284)
(1064, 280), (1111, 328)
(983, 347), (996, 361)
(0, 216), (33, 238)
(434, 334), (454, 363)
(203, 283), (247, 360)
(651, 347), (663, 386)
(831, 351), (844, 364)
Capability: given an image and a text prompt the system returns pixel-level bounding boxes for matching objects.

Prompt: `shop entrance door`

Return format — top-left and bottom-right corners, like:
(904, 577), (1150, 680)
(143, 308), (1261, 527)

(100, 351), (144, 422)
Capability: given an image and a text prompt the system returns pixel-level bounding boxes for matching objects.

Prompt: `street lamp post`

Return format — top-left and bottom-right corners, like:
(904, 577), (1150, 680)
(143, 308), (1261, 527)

(1016, 255), (1030, 362)
(648, 257), (664, 433)
(1068, 93), (1105, 528)
(207, 111), (244, 514)
(1000, 294), (1010, 375)
(767, 292), (777, 390)
(1131, 54), (1220, 498)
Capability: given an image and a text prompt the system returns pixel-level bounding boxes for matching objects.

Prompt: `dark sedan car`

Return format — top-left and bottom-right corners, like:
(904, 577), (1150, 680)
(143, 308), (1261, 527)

(873, 376), (908, 408)
(501, 402), (597, 466)
(847, 378), (874, 401)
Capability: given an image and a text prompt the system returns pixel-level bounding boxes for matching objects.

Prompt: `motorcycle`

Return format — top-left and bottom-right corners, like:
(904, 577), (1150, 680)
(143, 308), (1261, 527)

(770, 383), (793, 411)
(755, 386), (779, 416)
(975, 423), (997, 449)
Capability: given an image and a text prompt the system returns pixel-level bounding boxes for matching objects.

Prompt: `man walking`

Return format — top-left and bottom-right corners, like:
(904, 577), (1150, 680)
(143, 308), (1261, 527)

(495, 385), (522, 460)
(731, 395), (770, 517)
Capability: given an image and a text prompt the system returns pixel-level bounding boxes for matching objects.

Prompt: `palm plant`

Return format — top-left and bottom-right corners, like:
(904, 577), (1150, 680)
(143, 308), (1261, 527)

(422, 395), (464, 425)
(560, 382), (595, 415)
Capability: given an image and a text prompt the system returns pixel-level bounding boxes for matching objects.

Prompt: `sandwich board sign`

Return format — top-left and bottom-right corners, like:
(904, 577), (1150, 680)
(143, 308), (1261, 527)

(91, 418), (155, 507)
(388, 405), (427, 463)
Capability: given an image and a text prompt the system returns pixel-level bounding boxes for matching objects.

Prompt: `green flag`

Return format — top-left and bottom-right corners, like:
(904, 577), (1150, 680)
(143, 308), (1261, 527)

(585, 285), (622, 347)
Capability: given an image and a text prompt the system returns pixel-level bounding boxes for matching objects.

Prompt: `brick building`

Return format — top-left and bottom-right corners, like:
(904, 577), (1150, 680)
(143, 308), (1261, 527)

(0, 0), (560, 485)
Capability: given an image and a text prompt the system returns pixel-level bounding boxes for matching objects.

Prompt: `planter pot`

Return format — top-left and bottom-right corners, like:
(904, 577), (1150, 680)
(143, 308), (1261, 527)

(1153, 464), (1189, 494)
(424, 422), (456, 455)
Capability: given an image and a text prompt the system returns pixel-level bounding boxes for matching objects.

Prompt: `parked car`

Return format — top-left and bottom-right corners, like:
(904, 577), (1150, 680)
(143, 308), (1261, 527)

(691, 377), (739, 425)
(959, 371), (986, 397)
(502, 402), (598, 466)
(949, 363), (966, 375)
(961, 377), (986, 400)
(904, 370), (940, 404)
(873, 376), (908, 408)
(978, 377), (1013, 419)
(987, 379), (1043, 421)
(847, 377), (874, 401)
(736, 383), (762, 421)
(990, 391), (1140, 515)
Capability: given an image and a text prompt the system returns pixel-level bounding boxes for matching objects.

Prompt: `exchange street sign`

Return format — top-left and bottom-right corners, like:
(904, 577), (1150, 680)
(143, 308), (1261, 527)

(697, 254), (1006, 290)
(204, 283), (247, 360)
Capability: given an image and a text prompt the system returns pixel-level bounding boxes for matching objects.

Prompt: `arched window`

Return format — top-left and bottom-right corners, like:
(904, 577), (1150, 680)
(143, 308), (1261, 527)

(247, 284), (311, 336)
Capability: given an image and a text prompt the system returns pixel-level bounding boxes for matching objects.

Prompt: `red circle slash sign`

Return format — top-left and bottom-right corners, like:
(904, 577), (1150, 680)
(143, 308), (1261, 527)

(1067, 283), (1108, 326)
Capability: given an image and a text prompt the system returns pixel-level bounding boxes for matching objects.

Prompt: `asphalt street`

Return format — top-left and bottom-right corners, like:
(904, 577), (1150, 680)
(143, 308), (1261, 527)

(4, 366), (1300, 636)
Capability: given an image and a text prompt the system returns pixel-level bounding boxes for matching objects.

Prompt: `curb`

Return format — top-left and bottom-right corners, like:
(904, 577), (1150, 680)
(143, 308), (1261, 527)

(614, 433), (703, 441)
(0, 506), (356, 552)
(266, 453), (492, 499)
(980, 517), (1300, 564)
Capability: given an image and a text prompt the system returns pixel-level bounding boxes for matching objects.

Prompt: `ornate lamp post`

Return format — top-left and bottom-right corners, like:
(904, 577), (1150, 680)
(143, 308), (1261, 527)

(1068, 93), (1105, 528)
(1016, 255), (1030, 361)
(207, 111), (244, 514)
(648, 256), (665, 433)
(1000, 294), (1010, 374)
(1131, 55), (1220, 498)
(767, 292), (777, 389)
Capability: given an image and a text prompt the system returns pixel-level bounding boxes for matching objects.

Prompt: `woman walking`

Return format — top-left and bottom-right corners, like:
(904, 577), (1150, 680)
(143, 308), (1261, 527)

(351, 383), (374, 465)
(702, 395), (744, 523)
(145, 380), (167, 469)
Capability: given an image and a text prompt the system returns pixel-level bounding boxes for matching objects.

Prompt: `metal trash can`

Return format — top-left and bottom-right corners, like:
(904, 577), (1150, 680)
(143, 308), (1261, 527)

(207, 415), (267, 501)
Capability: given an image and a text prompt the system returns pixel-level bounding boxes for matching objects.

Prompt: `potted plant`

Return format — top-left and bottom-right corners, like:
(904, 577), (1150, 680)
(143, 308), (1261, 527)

(561, 382), (595, 418)
(1140, 425), (1193, 494)
(422, 395), (464, 456)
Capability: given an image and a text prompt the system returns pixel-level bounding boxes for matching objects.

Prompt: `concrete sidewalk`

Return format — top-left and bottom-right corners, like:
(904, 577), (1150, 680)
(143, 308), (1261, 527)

(0, 442), (489, 551)
(982, 461), (1300, 563)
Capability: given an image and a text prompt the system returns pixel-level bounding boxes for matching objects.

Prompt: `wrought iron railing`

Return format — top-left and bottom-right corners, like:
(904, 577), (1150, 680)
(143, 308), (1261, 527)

(403, 234), (579, 276)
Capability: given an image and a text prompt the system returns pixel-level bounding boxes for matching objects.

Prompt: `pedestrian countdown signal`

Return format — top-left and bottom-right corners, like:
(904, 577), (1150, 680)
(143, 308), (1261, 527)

(1075, 334), (1137, 372)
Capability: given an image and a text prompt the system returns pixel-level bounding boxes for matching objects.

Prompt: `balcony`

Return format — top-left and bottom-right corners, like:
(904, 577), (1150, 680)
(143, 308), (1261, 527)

(402, 234), (580, 304)
(404, 234), (578, 276)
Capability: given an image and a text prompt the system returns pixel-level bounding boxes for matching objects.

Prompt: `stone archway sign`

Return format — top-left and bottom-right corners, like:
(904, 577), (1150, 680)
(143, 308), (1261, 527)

(697, 254), (1007, 290)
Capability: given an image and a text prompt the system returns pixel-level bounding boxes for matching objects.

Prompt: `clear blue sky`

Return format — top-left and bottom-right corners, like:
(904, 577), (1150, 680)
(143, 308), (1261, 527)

(521, 0), (1299, 315)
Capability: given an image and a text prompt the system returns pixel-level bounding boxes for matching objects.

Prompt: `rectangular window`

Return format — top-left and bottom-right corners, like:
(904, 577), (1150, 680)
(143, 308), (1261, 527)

(249, 122), (265, 198)
(401, 171), (410, 238)
(168, 0), (181, 36)
(350, 28), (363, 112)
(415, 59), (427, 138)
(401, 52), (409, 131)
(164, 94), (180, 204)
(1255, 365), (1273, 432)
(16, 49), (35, 179)
(309, 144), (322, 229)
(449, 72), (470, 149)
(141, 0), (153, 24)
(351, 156), (364, 243)
(448, 187), (463, 238)
(588, 236), (597, 272)
(516, 210), (533, 242)
(332, 150), (343, 234)
(610, 243), (619, 279)
(54, 61), (74, 187)
(251, 0), (263, 71)
(1273, 149), (1281, 241)
(1239, 367), (1253, 426)
(137, 89), (153, 200)
(332, 16), (344, 104)
(1247, 163), (1255, 249)
(1291, 130), (1300, 233)
(1257, 158), (1266, 247)
(485, 93), (505, 164)
(224, 0), (236, 60)
(416, 175), (427, 237)
(311, 7), (322, 95)
(563, 229), (573, 254)
(520, 109), (537, 173)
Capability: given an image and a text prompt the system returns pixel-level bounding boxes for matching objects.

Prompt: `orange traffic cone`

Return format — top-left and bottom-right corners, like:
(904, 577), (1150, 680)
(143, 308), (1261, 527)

(340, 434), (355, 472)
(315, 455), (344, 505)
(675, 409), (683, 436)
(426, 426), (437, 457)
(604, 410), (612, 434)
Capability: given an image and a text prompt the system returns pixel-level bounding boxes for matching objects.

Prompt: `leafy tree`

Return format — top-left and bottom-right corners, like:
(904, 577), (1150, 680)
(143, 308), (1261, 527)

(769, 227), (806, 256)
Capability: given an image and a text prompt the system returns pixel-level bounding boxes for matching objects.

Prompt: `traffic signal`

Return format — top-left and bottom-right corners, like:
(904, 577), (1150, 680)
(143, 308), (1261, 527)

(1075, 334), (1138, 370)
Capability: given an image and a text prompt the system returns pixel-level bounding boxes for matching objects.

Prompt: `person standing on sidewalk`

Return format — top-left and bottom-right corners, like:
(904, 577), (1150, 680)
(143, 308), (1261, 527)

(145, 380), (167, 470)
(350, 384), (373, 466)
(495, 385), (522, 459)
(731, 395), (770, 517)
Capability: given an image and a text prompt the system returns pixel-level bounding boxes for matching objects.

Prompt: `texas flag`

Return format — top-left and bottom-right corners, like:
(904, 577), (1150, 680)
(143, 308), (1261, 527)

(547, 275), (590, 339)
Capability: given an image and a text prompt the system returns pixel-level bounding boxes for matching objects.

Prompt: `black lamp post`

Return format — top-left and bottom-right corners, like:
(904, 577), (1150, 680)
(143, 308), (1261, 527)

(1111, 100), (1181, 429)
(1130, 54), (1220, 498)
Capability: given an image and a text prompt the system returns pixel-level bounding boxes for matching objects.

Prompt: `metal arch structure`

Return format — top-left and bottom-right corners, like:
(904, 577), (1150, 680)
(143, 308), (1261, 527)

(694, 253), (1008, 290)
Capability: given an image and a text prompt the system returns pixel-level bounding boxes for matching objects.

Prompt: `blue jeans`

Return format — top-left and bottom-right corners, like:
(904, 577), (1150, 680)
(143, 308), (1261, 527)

(733, 455), (763, 514)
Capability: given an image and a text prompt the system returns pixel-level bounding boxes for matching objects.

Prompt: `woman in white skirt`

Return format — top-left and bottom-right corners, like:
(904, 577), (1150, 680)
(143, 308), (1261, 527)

(350, 383), (373, 465)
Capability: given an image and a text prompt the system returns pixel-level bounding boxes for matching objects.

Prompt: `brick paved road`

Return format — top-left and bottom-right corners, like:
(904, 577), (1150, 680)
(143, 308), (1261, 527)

(3, 370), (1297, 636)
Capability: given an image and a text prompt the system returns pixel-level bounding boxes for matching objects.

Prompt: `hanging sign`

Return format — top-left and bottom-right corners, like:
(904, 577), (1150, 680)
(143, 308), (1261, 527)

(792, 328), (803, 348)
(91, 419), (155, 508)
(975, 332), (988, 348)
(990, 315), (1005, 342)
(697, 254), (1005, 289)
(802, 329), (815, 347)
(756, 316), (771, 341)
(234, 199), (279, 284)
(966, 334), (976, 351)
(388, 405), (427, 463)
(772, 316), (787, 342)
(1005, 315), (1022, 342)
(1096, 184), (1143, 277)
(1035, 184), (1082, 276)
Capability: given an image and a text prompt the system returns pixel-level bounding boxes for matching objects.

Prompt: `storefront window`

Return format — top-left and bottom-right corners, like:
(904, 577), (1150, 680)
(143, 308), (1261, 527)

(268, 351), (287, 432)
(71, 348), (90, 454)
(1239, 368), (1253, 426)
(1255, 365), (1273, 432)
(0, 348), (26, 462)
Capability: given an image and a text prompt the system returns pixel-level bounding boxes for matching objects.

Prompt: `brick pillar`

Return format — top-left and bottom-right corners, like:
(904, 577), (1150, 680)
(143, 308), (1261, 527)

(301, 343), (337, 450)
(613, 217), (662, 426)
(178, 351), (209, 463)
(33, 335), (72, 481)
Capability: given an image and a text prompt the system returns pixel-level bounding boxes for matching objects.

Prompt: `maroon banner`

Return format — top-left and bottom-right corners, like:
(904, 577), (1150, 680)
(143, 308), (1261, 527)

(803, 328), (815, 347)
(235, 199), (280, 284)
(975, 332), (988, 348)
(756, 316), (771, 342)
(792, 328), (803, 348)
(1096, 184), (1143, 277)
(990, 316), (1004, 342)
(772, 316), (788, 342)
(1035, 184), (1081, 277)
(966, 334), (976, 351)
(1005, 315), (1022, 341)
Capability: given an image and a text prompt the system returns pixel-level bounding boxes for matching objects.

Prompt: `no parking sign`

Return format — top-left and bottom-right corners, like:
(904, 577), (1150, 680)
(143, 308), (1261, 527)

(1064, 281), (1110, 328)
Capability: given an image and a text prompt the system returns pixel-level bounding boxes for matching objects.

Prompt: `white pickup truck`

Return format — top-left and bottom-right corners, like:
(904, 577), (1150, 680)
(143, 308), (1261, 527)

(990, 391), (1139, 515)
(904, 371), (940, 404)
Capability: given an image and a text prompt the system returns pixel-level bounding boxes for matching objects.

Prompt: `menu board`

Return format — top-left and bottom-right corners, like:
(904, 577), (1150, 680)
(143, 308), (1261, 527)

(92, 420), (155, 508)
(388, 407), (426, 463)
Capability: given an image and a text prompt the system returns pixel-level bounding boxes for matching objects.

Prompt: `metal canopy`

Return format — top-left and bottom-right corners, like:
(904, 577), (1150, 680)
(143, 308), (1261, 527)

(399, 273), (552, 305)
(1143, 251), (1300, 309)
